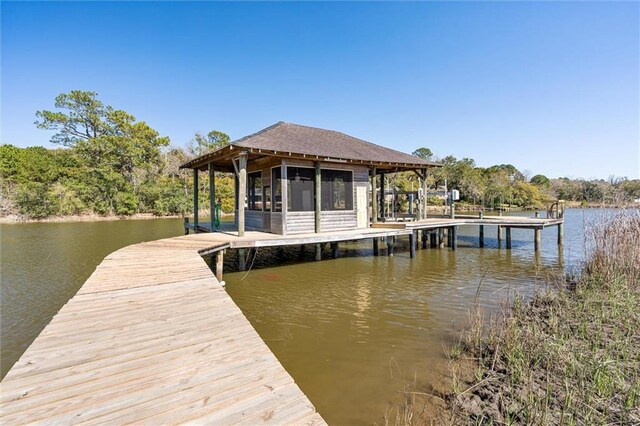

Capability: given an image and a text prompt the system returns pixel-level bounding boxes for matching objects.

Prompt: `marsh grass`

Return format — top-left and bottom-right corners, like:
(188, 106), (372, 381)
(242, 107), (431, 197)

(448, 210), (640, 425)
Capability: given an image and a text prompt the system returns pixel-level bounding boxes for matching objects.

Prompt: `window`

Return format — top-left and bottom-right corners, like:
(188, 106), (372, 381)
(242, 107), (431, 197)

(272, 167), (282, 212)
(248, 171), (262, 211)
(321, 169), (353, 210)
(287, 167), (315, 211)
(263, 186), (271, 211)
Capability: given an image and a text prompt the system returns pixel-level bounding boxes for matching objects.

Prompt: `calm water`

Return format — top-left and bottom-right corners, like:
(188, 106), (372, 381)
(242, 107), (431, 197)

(1, 210), (594, 423)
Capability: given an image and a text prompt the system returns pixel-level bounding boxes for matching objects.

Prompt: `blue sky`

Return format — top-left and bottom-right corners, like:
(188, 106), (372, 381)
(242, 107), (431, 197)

(2, 1), (638, 179)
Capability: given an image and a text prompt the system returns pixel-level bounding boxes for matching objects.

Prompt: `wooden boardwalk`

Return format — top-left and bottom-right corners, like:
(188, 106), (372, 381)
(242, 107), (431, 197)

(0, 233), (329, 425)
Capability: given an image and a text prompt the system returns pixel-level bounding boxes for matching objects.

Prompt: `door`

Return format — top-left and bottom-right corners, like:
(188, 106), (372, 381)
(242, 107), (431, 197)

(356, 186), (368, 228)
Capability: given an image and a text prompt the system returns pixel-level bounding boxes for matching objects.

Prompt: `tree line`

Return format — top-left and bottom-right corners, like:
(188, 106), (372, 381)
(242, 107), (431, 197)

(1, 91), (638, 220)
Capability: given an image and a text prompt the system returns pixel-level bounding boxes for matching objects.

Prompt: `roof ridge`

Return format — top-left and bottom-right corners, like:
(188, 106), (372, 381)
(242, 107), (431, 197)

(232, 121), (285, 146)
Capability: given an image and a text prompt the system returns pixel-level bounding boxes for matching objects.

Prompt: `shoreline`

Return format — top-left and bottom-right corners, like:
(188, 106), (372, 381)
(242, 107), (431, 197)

(0, 213), (184, 224)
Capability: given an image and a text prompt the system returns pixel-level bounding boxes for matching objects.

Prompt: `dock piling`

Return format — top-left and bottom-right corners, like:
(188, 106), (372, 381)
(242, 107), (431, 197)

(558, 223), (564, 246)
(216, 250), (224, 281)
(506, 227), (512, 250)
(386, 236), (394, 256)
(497, 226), (503, 248)
(184, 217), (190, 235)
(451, 226), (457, 251)
(373, 238), (379, 256)
(238, 248), (247, 271)
(439, 228), (445, 248)
(421, 230), (428, 249)
(534, 228), (541, 252)
(315, 244), (322, 261)
(330, 242), (339, 258)
(409, 231), (416, 258)
(478, 211), (484, 248)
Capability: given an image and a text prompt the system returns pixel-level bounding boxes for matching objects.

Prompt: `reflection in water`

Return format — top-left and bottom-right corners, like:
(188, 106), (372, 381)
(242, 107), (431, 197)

(2, 210), (597, 424)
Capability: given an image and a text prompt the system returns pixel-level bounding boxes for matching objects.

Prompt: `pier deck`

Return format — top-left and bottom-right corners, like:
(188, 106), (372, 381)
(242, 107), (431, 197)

(0, 233), (330, 425)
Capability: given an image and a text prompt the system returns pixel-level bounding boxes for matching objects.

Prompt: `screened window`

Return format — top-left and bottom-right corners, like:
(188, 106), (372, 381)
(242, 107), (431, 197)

(287, 167), (315, 211)
(321, 169), (353, 211)
(247, 171), (262, 211)
(272, 168), (282, 212)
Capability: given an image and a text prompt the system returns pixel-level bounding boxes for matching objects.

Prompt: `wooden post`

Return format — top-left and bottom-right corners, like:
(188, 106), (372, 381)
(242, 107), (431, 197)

(315, 243), (322, 261)
(534, 227), (541, 252)
(479, 211), (484, 248)
(430, 231), (437, 248)
(422, 168), (428, 220)
(439, 228), (445, 248)
(193, 169), (199, 233)
(421, 230), (428, 249)
(558, 223), (564, 246)
(380, 172), (386, 222)
(373, 238), (379, 256)
(216, 250), (224, 281)
(237, 152), (248, 237)
(386, 235), (394, 256)
(409, 231), (416, 258)
(446, 227), (451, 247)
(281, 159), (288, 235)
(331, 242), (339, 258)
(535, 211), (540, 219)
(451, 226), (457, 251)
(506, 227), (512, 249)
(497, 226), (503, 248)
(209, 163), (215, 232)
(315, 161), (321, 233)
(371, 167), (378, 224)
(238, 248), (247, 271)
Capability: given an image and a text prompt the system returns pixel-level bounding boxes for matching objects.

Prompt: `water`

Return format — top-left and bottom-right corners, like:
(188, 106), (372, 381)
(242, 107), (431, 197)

(1, 210), (594, 423)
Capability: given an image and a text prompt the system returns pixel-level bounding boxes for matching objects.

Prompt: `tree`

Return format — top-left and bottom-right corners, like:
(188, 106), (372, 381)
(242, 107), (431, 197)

(412, 147), (434, 161)
(189, 130), (231, 156)
(530, 174), (550, 187)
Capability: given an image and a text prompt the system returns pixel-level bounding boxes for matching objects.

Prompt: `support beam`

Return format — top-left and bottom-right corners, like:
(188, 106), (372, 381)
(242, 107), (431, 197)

(373, 238), (379, 256)
(534, 228), (541, 252)
(386, 235), (394, 256)
(281, 159), (288, 235)
(506, 227), (512, 250)
(331, 242), (339, 259)
(216, 250), (224, 281)
(380, 173), (386, 221)
(237, 152), (248, 237)
(315, 161), (321, 233)
(315, 243), (322, 261)
(422, 168), (428, 219)
(193, 169), (199, 233)
(409, 231), (416, 258)
(209, 163), (215, 232)
(371, 167), (378, 224)
(439, 228), (445, 248)
(497, 226), (503, 248)
(446, 228), (452, 247)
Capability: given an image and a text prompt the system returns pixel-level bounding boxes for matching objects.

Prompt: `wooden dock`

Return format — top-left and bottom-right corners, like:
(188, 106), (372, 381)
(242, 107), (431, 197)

(1, 217), (562, 423)
(0, 233), (331, 425)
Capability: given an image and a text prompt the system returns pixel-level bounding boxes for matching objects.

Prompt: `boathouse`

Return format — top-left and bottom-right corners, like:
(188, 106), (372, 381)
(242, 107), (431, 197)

(181, 121), (441, 236)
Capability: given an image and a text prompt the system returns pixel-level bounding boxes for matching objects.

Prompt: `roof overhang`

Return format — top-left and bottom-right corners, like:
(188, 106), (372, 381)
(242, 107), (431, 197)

(180, 144), (441, 173)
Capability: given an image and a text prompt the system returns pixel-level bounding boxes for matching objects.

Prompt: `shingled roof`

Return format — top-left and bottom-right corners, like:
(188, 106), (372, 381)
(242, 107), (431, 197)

(181, 121), (440, 170)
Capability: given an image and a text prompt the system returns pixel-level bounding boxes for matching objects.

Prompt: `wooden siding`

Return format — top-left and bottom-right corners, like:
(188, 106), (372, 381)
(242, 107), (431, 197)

(286, 211), (316, 234)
